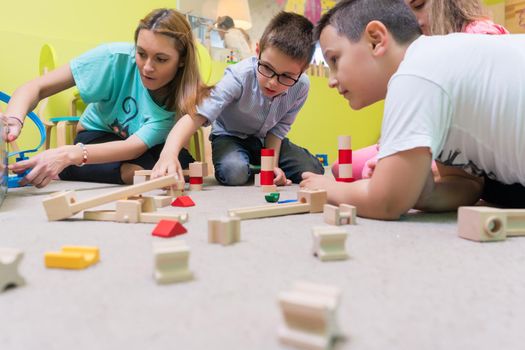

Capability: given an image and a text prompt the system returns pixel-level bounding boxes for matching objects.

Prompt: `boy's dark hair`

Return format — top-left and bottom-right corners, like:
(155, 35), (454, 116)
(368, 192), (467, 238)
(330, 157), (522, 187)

(314, 0), (421, 44)
(259, 11), (315, 67)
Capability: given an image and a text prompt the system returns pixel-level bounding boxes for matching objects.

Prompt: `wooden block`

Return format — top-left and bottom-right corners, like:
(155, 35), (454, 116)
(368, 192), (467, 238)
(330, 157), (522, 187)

(189, 162), (208, 177)
(229, 202), (311, 220)
(261, 156), (274, 171)
(297, 189), (328, 213)
(45, 246), (99, 269)
(262, 184), (278, 193)
(208, 216), (241, 245)
(61, 246), (100, 265)
(324, 204), (357, 226)
(153, 240), (193, 284)
(189, 183), (203, 191)
(115, 200), (142, 223)
(171, 195), (195, 207)
(458, 207), (507, 242)
(254, 173), (261, 187)
(0, 248), (25, 292)
(503, 209), (525, 236)
(152, 220), (187, 238)
(134, 170), (153, 176)
(278, 281), (342, 350)
(83, 210), (189, 224)
(166, 188), (185, 198)
(338, 135), (351, 150)
(153, 195), (173, 208)
(312, 226), (349, 261)
(43, 175), (180, 221)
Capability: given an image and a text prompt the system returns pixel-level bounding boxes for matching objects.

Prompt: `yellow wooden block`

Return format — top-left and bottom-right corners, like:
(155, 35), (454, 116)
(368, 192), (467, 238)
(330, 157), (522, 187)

(62, 246), (100, 264)
(44, 246), (100, 269)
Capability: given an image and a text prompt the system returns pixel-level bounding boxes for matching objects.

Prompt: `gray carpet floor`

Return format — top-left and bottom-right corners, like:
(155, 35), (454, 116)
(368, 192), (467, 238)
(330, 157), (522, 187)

(1, 177), (525, 350)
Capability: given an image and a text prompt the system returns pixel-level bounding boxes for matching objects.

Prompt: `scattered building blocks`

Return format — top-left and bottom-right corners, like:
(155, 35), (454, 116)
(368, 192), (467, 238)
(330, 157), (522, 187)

(45, 246), (99, 269)
(152, 220), (187, 238)
(260, 148), (277, 193)
(0, 248), (25, 292)
(189, 162), (207, 191)
(171, 195), (195, 207)
(153, 240), (193, 284)
(337, 136), (354, 183)
(208, 216), (241, 245)
(458, 206), (525, 242)
(323, 204), (357, 226)
(312, 226), (349, 261)
(265, 192), (280, 203)
(43, 175), (180, 221)
(278, 281), (343, 350)
(228, 189), (327, 220)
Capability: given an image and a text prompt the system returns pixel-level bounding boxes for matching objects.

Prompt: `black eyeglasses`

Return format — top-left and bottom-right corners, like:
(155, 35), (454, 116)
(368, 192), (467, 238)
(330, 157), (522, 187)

(257, 59), (301, 87)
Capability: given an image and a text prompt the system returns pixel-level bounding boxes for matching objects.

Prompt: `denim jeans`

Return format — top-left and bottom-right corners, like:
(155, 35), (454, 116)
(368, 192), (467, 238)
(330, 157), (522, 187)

(211, 135), (324, 185)
(59, 130), (194, 184)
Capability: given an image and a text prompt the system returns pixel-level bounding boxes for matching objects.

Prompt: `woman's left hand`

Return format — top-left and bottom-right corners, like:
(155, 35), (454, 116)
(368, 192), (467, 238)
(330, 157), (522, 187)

(8, 146), (75, 188)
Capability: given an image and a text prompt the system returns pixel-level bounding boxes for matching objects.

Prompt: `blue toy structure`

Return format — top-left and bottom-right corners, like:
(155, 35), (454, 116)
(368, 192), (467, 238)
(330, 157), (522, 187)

(0, 91), (46, 189)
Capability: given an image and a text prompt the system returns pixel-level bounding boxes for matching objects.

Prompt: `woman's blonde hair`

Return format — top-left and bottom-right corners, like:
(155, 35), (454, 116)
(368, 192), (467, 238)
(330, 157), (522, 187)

(429, 0), (487, 35)
(134, 8), (210, 116)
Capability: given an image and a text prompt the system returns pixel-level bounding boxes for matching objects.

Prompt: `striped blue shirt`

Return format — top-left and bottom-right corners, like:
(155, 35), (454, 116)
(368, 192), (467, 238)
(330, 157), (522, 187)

(196, 56), (309, 141)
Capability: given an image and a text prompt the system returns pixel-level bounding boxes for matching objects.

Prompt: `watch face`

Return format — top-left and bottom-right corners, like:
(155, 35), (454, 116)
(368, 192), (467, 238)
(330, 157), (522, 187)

(0, 121), (7, 207)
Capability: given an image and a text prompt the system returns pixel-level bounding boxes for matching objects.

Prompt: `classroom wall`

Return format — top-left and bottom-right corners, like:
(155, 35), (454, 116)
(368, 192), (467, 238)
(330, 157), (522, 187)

(0, 0), (176, 151)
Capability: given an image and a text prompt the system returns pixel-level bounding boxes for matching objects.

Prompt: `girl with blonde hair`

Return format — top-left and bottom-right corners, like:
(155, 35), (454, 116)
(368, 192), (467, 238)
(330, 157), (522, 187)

(3, 8), (209, 188)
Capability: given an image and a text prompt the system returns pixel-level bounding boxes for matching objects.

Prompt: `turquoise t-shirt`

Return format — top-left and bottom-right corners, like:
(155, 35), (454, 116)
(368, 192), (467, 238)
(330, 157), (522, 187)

(70, 43), (175, 148)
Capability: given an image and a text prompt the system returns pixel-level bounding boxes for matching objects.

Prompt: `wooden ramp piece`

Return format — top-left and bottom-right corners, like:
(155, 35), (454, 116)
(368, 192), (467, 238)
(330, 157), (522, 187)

(228, 189), (327, 220)
(43, 175), (179, 221)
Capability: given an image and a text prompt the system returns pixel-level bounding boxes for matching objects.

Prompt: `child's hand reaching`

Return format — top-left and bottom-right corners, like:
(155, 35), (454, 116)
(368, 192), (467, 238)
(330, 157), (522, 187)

(151, 152), (183, 182)
(273, 167), (292, 186)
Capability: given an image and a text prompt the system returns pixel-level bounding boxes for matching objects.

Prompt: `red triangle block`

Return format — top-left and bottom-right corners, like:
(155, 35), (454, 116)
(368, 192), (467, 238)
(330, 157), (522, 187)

(171, 195), (195, 207)
(152, 220), (187, 238)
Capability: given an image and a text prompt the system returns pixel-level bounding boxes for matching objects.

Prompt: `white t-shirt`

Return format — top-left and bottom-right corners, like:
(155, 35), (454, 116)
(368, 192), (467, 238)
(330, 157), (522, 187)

(378, 34), (525, 185)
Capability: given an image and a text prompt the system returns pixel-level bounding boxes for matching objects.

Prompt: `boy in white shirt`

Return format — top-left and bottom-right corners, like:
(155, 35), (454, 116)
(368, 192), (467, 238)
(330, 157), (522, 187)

(301, 0), (525, 219)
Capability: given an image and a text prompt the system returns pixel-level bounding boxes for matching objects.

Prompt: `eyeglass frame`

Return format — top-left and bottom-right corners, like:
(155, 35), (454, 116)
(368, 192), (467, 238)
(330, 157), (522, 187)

(256, 55), (302, 87)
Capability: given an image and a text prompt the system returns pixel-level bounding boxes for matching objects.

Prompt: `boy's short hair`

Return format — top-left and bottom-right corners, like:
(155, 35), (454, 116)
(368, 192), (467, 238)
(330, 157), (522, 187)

(259, 11), (315, 67)
(314, 0), (421, 44)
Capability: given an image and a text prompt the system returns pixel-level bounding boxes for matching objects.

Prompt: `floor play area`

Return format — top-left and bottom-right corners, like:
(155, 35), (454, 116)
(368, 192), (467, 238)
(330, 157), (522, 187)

(1, 173), (525, 350)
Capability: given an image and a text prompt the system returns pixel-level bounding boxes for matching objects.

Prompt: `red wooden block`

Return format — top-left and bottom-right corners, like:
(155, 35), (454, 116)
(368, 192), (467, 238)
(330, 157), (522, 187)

(189, 177), (203, 185)
(260, 170), (274, 185)
(152, 220), (187, 238)
(336, 177), (355, 183)
(261, 148), (274, 157)
(171, 195), (195, 207)
(338, 149), (353, 163)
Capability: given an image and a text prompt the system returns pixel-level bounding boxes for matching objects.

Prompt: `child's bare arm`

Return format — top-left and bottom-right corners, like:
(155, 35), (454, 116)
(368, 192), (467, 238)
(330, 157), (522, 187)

(413, 162), (483, 212)
(152, 114), (207, 180)
(301, 147), (432, 220)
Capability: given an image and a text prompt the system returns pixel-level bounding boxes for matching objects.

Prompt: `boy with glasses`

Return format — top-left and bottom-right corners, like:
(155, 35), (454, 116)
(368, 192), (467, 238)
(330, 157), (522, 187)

(152, 11), (324, 185)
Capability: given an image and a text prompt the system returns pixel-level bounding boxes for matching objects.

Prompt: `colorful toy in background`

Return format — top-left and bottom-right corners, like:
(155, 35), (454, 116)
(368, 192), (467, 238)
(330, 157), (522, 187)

(226, 50), (239, 64)
(0, 91), (46, 189)
(315, 153), (328, 166)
